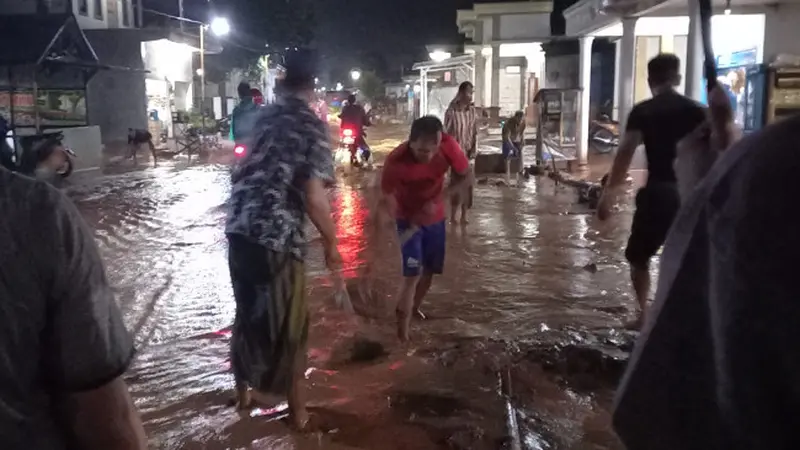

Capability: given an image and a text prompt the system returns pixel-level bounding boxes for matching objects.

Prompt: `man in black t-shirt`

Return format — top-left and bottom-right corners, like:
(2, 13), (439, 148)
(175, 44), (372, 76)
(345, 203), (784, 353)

(597, 53), (706, 329)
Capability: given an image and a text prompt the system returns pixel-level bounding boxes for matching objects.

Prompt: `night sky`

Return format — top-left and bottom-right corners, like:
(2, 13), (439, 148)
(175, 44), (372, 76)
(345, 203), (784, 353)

(144, 0), (482, 82)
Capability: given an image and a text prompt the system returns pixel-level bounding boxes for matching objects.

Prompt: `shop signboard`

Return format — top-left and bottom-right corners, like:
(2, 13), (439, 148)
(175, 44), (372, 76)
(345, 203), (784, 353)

(0, 89), (88, 127)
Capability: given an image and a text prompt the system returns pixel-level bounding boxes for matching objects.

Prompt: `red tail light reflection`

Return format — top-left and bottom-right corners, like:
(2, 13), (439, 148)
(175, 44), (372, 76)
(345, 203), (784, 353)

(234, 145), (246, 156)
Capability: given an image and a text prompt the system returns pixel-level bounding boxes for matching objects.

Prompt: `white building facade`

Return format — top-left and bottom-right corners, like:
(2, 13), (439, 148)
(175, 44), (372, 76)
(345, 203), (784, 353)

(565, 0), (800, 165)
(0, 0), (137, 29)
(456, 1), (552, 116)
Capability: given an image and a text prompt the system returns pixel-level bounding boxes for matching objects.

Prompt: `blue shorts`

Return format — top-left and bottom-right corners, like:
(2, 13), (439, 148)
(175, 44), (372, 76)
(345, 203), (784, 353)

(397, 220), (446, 277)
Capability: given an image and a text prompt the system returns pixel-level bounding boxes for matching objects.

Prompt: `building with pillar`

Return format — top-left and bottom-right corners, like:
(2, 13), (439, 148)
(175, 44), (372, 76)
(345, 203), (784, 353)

(456, 1), (552, 117)
(564, 0), (800, 165)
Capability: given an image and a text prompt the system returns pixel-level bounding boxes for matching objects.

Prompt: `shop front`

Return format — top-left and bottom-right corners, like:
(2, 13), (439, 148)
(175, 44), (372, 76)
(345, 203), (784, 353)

(563, 0), (793, 165)
(0, 14), (105, 172)
(593, 13), (766, 129)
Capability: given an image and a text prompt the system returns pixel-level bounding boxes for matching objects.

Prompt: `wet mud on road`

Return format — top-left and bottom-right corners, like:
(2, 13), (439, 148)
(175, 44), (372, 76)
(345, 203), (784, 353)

(65, 149), (648, 449)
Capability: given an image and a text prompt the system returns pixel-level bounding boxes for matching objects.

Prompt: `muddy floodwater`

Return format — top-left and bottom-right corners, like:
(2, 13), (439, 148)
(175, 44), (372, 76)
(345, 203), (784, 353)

(67, 149), (648, 449)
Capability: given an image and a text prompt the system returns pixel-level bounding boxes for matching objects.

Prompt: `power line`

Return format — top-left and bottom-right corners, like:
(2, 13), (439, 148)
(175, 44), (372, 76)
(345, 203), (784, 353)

(141, 7), (267, 54)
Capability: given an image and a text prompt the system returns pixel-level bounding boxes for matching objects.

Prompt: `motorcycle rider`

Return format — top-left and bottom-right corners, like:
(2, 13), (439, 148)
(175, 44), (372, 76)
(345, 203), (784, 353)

(229, 82), (259, 144)
(339, 94), (371, 165)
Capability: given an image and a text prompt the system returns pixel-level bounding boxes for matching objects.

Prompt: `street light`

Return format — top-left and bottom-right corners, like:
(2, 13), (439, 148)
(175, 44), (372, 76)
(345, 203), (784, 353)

(429, 50), (451, 62)
(200, 17), (230, 136)
(210, 17), (230, 36)
(350, 69), (362, 82)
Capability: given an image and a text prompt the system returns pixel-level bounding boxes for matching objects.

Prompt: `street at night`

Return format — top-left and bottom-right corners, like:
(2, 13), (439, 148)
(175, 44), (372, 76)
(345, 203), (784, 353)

(64, 143), (639, 449)
(2, 0), (795, 445)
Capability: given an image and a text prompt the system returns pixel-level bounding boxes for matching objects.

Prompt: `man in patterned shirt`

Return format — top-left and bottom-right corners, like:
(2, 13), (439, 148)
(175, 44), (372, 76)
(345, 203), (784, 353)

(225, 49), (341, 430)
(444, 81), (478, 224)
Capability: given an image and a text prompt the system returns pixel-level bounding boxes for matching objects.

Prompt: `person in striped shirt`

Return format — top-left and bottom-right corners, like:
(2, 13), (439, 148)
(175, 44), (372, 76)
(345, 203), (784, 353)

(444, 82), (478, 224)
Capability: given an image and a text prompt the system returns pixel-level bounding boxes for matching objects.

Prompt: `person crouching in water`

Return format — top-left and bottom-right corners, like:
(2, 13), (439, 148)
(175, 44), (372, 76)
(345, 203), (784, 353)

(224, 49), (342, 429)
(380, 116), (472, 341)
(501, 111), (525, 180)
(444, 81), (478, 224)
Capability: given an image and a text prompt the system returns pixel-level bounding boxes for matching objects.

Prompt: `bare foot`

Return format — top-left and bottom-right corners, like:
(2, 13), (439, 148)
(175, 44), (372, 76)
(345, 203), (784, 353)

(227, 388), (253, 410)
(288, 406), (310, 431)
(459, 216), (469, 225)
(396, 309), (410, 342)
(449, 216), (458, 225)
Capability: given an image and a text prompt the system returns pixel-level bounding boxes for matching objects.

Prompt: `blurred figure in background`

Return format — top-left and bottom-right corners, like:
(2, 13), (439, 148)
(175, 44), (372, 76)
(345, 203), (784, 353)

(444, 81), (478, 224)
(0, 167), (147, 449)
(229, 82), (259, 143)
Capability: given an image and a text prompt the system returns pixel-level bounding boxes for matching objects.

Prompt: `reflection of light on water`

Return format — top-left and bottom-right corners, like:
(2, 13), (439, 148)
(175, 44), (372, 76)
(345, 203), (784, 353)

(333, 185), (367, 279)
(250, 402), (289, 419)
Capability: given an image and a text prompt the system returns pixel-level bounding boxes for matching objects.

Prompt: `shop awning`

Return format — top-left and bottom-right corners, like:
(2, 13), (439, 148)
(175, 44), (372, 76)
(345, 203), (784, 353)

(412, 54), (475, 72)
(0, 14), (98, 67)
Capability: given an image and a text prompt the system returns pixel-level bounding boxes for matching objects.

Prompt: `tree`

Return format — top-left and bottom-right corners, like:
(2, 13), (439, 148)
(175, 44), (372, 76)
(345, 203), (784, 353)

(358, 71), (384, 102)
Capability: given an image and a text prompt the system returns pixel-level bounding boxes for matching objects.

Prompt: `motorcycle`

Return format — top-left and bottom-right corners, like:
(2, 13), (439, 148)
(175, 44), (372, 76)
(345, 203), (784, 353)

(1, 121), (75, 181)
(589, 113), (620, 154)
(337, 125), (371, 168)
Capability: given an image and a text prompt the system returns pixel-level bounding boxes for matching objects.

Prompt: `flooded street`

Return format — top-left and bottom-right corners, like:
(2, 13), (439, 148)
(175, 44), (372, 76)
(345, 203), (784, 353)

(66, 145), (645, 449)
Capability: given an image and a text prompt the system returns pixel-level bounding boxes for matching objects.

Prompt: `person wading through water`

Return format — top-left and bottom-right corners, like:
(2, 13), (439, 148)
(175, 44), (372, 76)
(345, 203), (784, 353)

(597, 53), (707, 329)
(379, 116), (472, 341)
(224, 49), (342, 429)
(444, 81), (478, 224)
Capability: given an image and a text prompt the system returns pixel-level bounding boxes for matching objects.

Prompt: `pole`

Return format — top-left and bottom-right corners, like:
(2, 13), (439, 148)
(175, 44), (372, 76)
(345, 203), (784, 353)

(178, 0), (184, 32)
(200, 24), (206, 138)
(136, 0), (143, 28)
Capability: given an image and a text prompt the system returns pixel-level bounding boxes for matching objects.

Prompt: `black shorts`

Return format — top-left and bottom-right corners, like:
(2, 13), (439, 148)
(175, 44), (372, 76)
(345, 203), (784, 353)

(625, 183), (680, 269)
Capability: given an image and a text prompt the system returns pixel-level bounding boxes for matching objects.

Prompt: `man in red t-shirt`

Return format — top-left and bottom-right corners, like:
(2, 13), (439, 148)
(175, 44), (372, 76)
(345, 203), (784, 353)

(380, 116), (471, 341)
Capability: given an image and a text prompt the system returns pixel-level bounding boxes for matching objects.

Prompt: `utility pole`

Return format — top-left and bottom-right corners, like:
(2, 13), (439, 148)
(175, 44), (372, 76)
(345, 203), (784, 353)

(200, 23), (206, 133)
(178, 0), (184, 31)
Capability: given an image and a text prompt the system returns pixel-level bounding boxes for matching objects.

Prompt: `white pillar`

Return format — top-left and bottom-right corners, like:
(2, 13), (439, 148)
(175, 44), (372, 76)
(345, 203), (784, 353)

(475, 53), (486, 106)
(613, 39), (621, 120)
(520, 61), (528, 112)
(491, 44), (501, 107)
(577, 36), (594, 166)
(685, 0), (704, 101)
(420, 69), (428, 117)
(618, 18), (637, 131)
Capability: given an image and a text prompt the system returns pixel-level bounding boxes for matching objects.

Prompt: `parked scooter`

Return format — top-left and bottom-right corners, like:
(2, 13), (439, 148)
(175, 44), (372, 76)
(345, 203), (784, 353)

(589, 113), (620, 154)
(0, 119), (75, 182)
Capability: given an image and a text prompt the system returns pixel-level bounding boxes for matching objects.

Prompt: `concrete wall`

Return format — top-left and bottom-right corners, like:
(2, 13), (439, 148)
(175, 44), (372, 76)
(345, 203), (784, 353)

(142, 39), (194, 84)
(15, 125), (103, 172)
(85, 30), (147, 146)
(498, 13), (551, 40)
(0, 0), (68, 14)
(545, 54), (579, 89)
(764, 3), (800, 62)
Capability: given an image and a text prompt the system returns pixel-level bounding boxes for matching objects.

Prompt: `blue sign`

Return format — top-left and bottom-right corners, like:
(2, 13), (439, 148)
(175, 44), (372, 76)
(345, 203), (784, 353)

(716, 48), (758, 69)
(701, 48), (758, 105)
